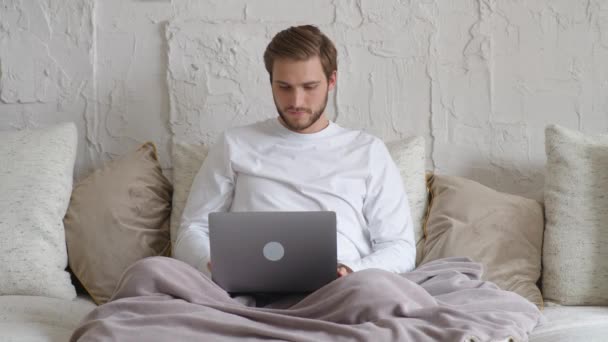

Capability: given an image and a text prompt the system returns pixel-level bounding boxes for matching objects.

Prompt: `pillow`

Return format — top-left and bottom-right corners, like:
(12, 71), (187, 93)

(64, 142), (172, 305)
(170, 141), (209, 246)
(420, 174), (544, 308)
(0, 123), (77, 299)
(170, 136), (428, 264)
(542, 124), (608, 305)
(385, 137), (428, 265)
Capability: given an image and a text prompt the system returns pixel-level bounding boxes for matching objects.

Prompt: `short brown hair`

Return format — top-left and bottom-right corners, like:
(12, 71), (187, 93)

(263, 25), (337, 82)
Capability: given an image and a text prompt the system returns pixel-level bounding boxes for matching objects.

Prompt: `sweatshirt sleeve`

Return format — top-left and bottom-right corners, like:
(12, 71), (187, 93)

(173, 133), (235, 278)
(340, 139), (416, 274)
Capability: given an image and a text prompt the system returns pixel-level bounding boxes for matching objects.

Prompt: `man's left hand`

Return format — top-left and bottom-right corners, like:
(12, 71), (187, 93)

(337, 264), (353, 277)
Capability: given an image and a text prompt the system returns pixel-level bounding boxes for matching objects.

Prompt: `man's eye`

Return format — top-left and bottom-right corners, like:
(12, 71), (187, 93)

(304, 86), (317, 90)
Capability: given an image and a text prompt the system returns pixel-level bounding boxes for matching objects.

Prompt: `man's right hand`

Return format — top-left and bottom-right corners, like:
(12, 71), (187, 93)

(207, 261), (212, 272)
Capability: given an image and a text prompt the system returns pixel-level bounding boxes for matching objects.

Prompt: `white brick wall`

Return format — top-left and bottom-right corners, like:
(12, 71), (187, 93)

(1, 0), (607, 200)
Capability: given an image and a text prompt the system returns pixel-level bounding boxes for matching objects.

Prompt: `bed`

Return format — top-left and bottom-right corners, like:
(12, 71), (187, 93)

(3, 288), (608, 341)
(0, 294), (96, 341)
(2, 124), (608, 341)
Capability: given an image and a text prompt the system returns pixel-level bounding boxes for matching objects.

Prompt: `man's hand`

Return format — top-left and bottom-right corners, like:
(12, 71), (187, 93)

(209, 260), (351, 277)
(337, 264), (353, 277)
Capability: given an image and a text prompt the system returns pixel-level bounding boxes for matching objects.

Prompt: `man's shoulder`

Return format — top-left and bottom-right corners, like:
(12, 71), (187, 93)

(223, 118), (274, 141)
(331, 122), (372, 140)
(340, 126), (384, 149)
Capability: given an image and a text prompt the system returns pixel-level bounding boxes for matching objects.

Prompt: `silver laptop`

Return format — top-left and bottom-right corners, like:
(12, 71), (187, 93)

(208, 211), (337, 294)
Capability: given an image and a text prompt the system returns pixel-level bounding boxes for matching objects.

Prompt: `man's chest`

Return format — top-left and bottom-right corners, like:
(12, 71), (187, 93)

(230, 143), (370, 200)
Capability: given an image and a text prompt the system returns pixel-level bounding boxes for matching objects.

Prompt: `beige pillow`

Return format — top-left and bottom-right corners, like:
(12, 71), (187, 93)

(170, 142), (209, 247)
(543, 125), (608, 305)
(170, 137), (428, 264)
(64, 142), (172, 305)
(420, 175), (544, 308)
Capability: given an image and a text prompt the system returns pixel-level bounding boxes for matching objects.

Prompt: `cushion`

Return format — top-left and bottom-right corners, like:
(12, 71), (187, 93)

(0, 123), (78, 299)
(170, 141), (209, 246)
(170, 136), (428, 264)
(0, 294), (96, 341)
(385, 137), (428, 265)
(529, 303), (608, 341)
(64, 142), (172, 305)
(542, 124), (608, 305)
(420, 174), (544, 308)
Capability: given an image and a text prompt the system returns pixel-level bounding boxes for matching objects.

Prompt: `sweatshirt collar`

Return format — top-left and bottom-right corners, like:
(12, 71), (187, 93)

(272, 117), (339, 141)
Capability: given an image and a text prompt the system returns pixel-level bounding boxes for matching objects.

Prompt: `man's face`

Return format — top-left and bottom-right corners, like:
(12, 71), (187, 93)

(271, 56), (336, 134)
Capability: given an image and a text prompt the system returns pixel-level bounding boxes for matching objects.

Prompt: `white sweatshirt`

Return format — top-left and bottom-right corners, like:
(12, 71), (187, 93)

(174, 118), (415, 278)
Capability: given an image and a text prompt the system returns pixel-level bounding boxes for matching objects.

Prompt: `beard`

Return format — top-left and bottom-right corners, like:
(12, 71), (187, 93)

(274, 90), (329, 132)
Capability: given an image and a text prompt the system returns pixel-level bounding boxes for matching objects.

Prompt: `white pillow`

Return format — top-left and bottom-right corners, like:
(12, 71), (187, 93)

(543, 124), (608, 305)
(385, 137), (428, 265)
(170, 136), (428, 264)
(0, 123), (78, 299)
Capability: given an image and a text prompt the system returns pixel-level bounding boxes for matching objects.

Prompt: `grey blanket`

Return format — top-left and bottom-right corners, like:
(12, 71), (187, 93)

(71, 257), (543, 342)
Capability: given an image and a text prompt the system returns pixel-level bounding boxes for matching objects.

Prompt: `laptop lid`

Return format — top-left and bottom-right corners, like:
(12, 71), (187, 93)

(209, 211), (337, 294)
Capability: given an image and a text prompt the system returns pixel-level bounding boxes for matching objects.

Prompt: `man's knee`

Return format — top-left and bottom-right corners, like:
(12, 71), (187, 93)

(339, 268), (400, 294)
(350, 268), (397, 282)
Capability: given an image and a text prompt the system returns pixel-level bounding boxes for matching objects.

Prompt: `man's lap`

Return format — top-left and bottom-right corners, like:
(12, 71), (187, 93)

(127, 256), (397, 310)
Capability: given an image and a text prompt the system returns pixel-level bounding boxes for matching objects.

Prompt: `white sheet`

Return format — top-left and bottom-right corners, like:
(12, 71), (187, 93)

(0, 294), (96, 342)
(529, 302), (608, 341)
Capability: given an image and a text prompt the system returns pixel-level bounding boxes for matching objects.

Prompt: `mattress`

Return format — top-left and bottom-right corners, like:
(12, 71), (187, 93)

(529, 302), (608, 341)
(0, 294), (96, 342)
(2, 295), (607, 341)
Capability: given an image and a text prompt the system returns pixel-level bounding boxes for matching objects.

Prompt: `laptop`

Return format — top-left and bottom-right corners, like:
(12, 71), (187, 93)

(208, 211), (337, 294)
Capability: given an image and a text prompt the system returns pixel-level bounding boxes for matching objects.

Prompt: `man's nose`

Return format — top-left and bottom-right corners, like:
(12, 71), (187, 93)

(290, 88), (305, 108)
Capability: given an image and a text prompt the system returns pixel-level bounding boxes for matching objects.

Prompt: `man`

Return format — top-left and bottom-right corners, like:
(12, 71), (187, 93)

(174, 25), (415, 298)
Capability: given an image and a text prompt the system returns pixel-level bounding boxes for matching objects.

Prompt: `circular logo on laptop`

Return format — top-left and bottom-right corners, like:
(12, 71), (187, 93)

(263, 241), (284, 261)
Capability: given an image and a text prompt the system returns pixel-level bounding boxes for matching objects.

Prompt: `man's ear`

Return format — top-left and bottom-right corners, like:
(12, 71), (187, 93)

(328, 71), (337, 91)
